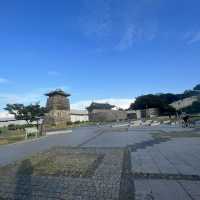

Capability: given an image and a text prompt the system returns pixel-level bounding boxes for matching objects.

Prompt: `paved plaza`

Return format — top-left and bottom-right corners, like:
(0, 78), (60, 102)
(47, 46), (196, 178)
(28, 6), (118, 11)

(0, 124), (200, 199)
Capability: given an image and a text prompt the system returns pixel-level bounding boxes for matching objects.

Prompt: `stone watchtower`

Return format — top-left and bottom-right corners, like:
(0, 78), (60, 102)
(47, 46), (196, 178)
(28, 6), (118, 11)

(43, 89), (71, 130)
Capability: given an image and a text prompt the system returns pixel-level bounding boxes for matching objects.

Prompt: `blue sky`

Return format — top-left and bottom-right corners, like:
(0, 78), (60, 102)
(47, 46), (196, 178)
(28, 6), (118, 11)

(0, 0), (200, 111)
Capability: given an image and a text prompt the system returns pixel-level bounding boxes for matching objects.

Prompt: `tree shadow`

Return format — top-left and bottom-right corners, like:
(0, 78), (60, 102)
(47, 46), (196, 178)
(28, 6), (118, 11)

(15, 159), (33, 199)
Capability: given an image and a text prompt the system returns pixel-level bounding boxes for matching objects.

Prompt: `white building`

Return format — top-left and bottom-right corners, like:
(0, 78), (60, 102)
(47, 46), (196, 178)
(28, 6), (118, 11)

(0, 118), (42, 127)
(0, 110), (89, 127)
(70, 110), (89, 123)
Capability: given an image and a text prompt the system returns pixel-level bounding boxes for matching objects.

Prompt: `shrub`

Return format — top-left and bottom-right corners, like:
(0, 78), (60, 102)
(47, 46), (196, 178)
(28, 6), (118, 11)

(7, 123), (35, 131)
(182, 102), (200, 114)
(67, 121), (73, 126)
(8, 124), (17, 130)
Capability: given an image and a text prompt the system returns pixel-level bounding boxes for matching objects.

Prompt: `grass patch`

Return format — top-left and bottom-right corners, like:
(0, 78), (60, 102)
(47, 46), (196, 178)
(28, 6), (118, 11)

(0, 127), (39, 145)
(0, 139), (8, 145)
(0, 148), (103, 178)
(0, 134), (25, 145)
(191, 115), (200, 121)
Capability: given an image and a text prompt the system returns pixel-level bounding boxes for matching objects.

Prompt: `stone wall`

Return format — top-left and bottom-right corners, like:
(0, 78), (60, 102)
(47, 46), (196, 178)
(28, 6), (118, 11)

(146, 108), (160, 118)
(170, 96), (200, 110)
(46, 95), (70, 111)
(89, 109), (127, 122)
(136, 109), (146, 119)
(43, 91), (71, 131)
(126, 110), (137, 120)
(43, 110), (71, 127)
(135, 108), (159, 119)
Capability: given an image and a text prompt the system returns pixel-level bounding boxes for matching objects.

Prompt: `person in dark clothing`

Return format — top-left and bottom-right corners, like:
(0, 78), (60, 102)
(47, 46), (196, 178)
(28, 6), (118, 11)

(182, 115), (190, 127)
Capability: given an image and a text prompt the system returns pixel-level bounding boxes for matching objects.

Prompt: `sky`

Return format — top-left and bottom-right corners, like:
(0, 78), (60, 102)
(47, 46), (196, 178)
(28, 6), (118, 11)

(0, 0), (200, 114)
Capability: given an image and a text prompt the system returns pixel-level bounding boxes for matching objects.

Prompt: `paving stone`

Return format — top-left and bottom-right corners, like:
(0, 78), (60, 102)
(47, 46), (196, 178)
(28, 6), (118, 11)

(135, 179), (192, 200)
(83, 131), (152, 148)
(131, 151), (160, 174)
(134, 179), (152, 200)
(180, 180), (200, 196)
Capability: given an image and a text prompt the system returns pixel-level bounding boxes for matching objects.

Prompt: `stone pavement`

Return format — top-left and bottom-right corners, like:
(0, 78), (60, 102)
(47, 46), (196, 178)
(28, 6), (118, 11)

(0, 124), (200, 199)
(134, 179), (200, 200)
(0, 147), (124, 200)
(131, 137), (200, 200)
(0, 127), (102, 166)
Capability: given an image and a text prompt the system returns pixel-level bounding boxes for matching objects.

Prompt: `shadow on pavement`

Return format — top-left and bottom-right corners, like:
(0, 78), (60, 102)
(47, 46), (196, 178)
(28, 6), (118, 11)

(15, 159), (33, 199)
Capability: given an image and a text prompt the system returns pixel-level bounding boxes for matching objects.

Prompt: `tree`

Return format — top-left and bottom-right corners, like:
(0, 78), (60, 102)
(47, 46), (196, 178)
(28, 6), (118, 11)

(159, 93), (180, 104)
(182, 102), (200, 114)
(194, 84), (200, 91)
(130, 94), (165, 110)
(129, 94), (176, 115)
(5, 103), (46, 124)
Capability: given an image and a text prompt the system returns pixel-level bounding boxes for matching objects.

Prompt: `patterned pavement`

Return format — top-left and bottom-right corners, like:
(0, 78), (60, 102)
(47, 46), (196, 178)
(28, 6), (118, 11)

(0, 124), (200, 199)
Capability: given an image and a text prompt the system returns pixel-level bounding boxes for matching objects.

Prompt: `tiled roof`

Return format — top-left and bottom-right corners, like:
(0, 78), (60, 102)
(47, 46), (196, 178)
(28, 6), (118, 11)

(45, 89), (70, 97)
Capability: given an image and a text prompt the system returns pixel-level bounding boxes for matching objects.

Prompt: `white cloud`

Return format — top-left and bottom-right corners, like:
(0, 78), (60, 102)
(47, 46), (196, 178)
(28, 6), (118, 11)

(116, 23), (157, 50)
(71, 98), (134, 110)
(81, 0), (112, 38)
(47, 71), (60, 76)
(189, 32), (200, 44)
(184, 31), (200, 44)
(116, 25), (138, 50)
(80, 0), (158, 51)
(0, 78), (9, 84)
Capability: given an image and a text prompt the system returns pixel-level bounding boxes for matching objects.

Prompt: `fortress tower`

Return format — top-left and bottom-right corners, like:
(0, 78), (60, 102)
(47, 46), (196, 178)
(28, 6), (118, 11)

(43, 89), (71, 130)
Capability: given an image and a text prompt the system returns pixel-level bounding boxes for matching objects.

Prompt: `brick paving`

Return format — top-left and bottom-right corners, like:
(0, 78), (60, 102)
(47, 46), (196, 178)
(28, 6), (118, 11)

(0, 125), (200, 199)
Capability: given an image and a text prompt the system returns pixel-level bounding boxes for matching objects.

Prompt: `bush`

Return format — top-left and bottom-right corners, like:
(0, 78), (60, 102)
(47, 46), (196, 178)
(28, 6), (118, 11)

(67, 121), (73, 126)
(182, 102), (200, 114)
(7, 123), (35, 131)
(74, 121), (81, 124)
(8, 124), (17, 130)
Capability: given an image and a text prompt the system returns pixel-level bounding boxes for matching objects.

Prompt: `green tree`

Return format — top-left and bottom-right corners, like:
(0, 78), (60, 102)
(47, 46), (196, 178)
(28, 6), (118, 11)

(159, 93), (180, 104)
(129, 94), (176, 115)
(4, 103), (46, 124)
(130, 94), (164, 110)
(194, 84), (200, 91)
(182, 102), (200, 114)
